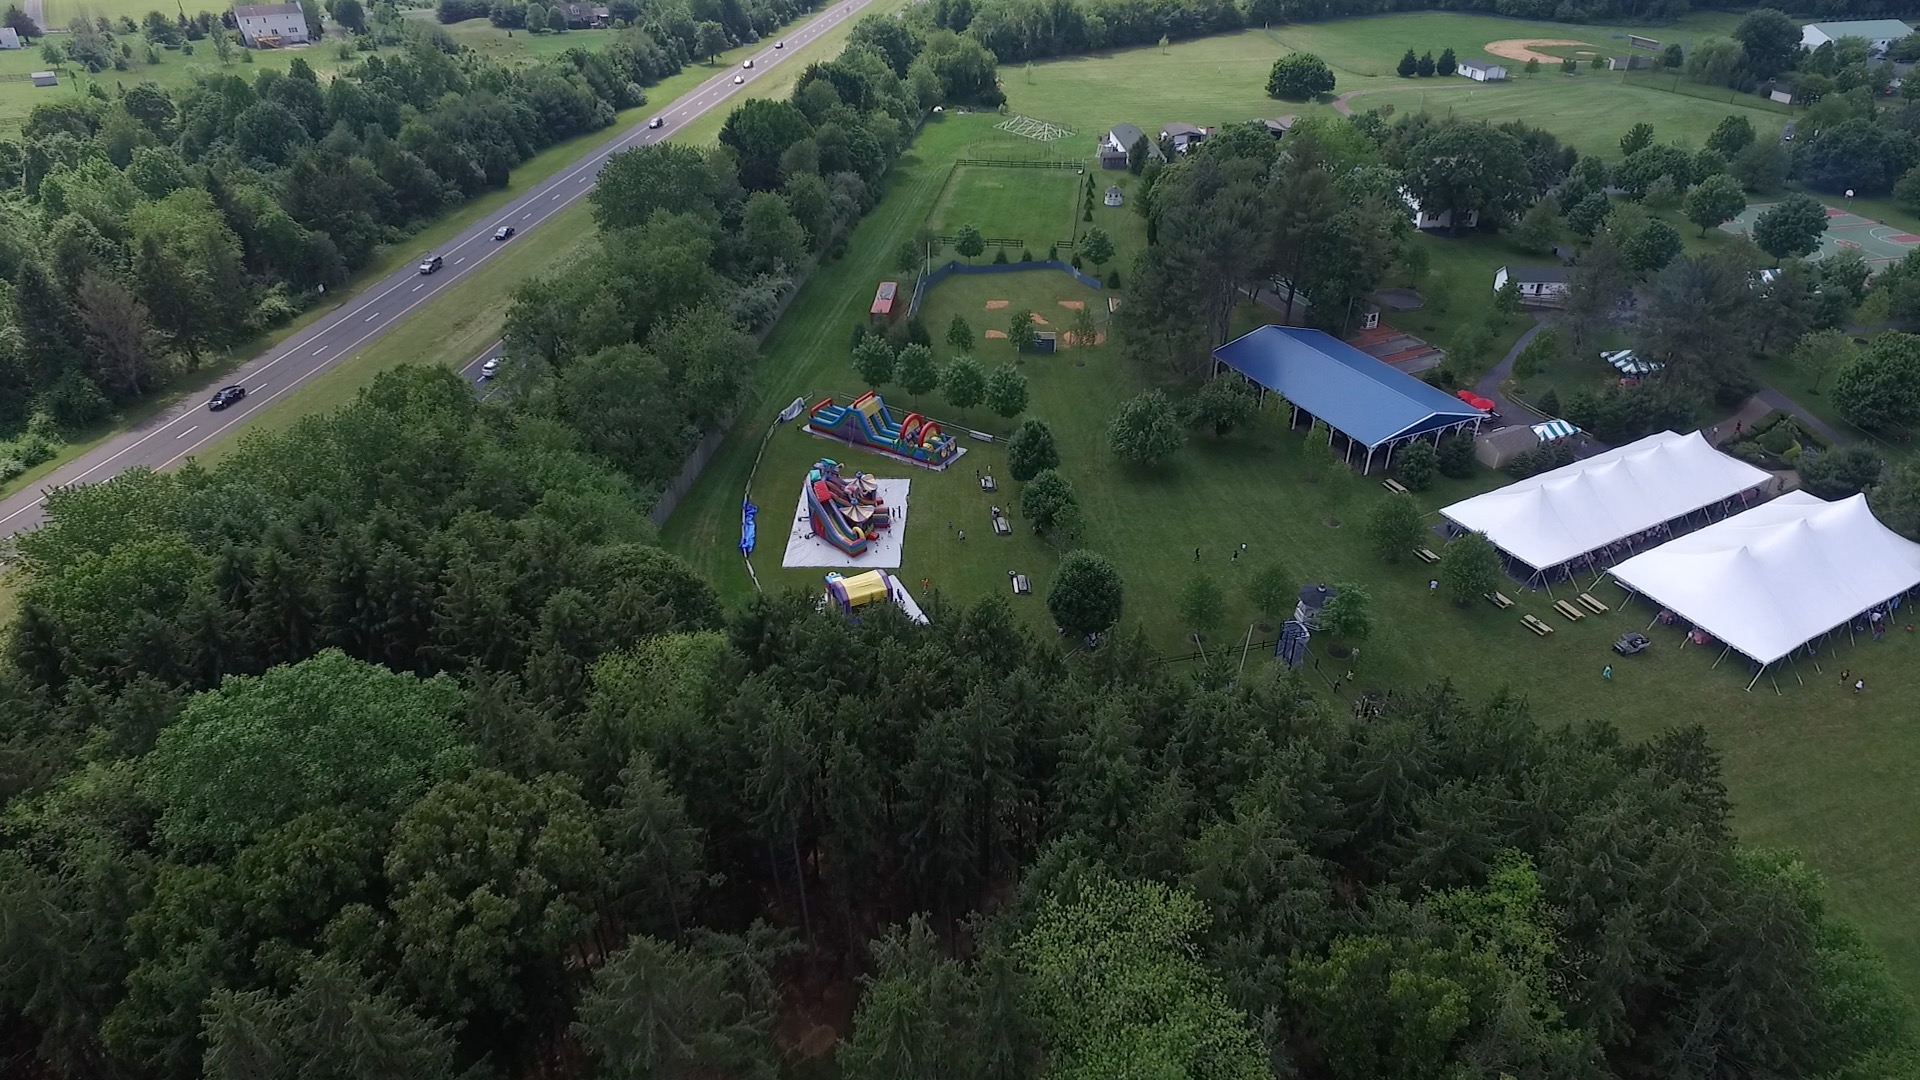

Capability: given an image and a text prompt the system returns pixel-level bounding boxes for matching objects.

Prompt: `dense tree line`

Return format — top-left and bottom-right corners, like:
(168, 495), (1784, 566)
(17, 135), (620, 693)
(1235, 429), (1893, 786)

(438, 0), (818, 55)
(0, 31), (679, 443)
(498, 14), (997, 501)
(1120, 111), (1570, 371)
(1, 360), (1915, 1077)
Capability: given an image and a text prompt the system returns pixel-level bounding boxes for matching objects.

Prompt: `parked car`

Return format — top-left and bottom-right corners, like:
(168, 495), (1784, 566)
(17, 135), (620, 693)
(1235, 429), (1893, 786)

(1612, 632), (1652, 656)
(208, 385), (246, 410)
(479, 358), (499, 380)
(419, 255), (443, 274)
(493, 225), (515, 241)
(648, 116), (664, 129)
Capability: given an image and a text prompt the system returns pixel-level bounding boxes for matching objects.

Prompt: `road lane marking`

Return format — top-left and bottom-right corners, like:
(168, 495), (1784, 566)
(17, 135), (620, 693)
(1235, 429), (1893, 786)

(364, 312), (380, 322)
(453, 257), (465, 264)
(178, 426), (197, 438)
(413, 283), (425, 291)
(311, 345), (327, 355)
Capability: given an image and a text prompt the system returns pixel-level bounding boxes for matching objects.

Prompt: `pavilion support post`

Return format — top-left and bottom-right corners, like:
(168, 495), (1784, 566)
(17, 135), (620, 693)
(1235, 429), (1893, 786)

(1746, 668), (1763, 692)
(1364, 445), (1376, 475)
(1711, 645), (1730, 670)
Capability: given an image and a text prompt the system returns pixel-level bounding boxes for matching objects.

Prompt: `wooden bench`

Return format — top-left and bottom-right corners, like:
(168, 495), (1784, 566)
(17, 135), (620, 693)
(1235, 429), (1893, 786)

(1381, 478), (1409, 494)
(1522, 614), (1554, 636)
(1554, 599), (1586, 621)
(1415, 547), (1440, 564)
(1486, 591), (1513, 609)
(1578, 592), (1610, 614)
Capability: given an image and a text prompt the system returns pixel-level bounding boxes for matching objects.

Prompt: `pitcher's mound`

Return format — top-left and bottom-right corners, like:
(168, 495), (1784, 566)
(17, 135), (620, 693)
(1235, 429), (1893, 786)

(1058, 300), (1085, 310)
(984, 299), (1010, 310)
(985, 329), (1008, 339)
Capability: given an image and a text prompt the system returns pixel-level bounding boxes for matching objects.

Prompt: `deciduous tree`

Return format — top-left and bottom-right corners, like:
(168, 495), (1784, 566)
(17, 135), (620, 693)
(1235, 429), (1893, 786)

(1046, 550), (1124, 637)
(1685, 173), (1747, 236)
(1007, 419), (1059, 480)
(1439, 530), (1500, 605)
(1107, 389), (1185, 466)
(985, 364), (1028, 416)
(1267, 53), (1335, 99)
(1365, 493), (1425, 562)
(895, 342), (938, 396)
(942, 355), (986, 409)
(1833, 332), (1920, 429)
(1752, 193), (1829, 260)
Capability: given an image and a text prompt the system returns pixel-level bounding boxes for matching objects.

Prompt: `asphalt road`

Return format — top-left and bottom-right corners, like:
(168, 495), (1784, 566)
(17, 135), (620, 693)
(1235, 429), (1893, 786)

(0, 1), (875, 539)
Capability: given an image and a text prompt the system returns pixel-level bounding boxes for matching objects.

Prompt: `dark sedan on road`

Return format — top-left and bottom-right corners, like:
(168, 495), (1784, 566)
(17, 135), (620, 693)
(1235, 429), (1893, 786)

(208, 386), (246, 410)
(419, 255), (444, 274)
(494, 226), (515, 241)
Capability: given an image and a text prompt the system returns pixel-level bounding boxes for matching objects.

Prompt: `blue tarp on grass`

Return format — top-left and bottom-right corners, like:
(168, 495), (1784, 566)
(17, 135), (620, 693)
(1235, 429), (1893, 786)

(1213, 325), (1484, 449)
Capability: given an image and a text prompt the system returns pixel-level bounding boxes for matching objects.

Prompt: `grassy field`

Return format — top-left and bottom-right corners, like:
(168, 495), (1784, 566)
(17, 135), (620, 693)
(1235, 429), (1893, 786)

(928, 163), (1083, 250)
(659, 107), (1920, 996)
(42, 0), (227, 29)
(1003, 11), (1777, 161)
(1349, 75), (1787, 159)
(194, 0), (910, 455)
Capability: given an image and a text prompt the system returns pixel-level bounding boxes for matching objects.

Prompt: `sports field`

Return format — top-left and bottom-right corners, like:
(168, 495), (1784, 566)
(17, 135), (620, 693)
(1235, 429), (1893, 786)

(42, 0), (225, 29)
(1723, 203), (1920, 271)
(927, 164), (1084, 251)
(1004, 11), (1773, 159)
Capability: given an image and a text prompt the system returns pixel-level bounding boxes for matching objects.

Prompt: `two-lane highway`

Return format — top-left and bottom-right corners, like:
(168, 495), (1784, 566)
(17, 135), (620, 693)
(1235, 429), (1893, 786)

(0, 0), (876, 538)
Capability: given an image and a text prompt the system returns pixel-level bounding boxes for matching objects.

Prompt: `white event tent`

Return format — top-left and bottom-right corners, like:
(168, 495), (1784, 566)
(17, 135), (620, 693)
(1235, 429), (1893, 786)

(1439, 430), (1770, 578)
(1610, 492), (1920, 672)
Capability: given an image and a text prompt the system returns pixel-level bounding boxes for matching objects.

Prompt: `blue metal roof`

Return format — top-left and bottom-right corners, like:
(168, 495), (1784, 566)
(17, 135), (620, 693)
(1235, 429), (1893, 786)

(1213, 326), (1485, 448)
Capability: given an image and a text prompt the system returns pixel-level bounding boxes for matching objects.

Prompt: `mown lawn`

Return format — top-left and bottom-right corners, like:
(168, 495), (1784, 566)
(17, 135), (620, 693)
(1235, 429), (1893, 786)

(928, 164), (1083, 251)
(662, 109), (1920, 998)
(1263, 9), (1744, 77)
(44, 0), (223, 29)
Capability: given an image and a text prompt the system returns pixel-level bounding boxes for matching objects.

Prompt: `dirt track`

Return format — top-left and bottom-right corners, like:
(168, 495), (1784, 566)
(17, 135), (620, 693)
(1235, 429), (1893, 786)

(1485, 38), (1595, 63)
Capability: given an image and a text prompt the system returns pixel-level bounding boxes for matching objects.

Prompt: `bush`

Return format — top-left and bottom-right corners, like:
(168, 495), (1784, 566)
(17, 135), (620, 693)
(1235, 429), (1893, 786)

(992, 247), (1010, 265)
(1536, 388), (1561, 416)
(1502, 441), (1576, 479)
(1436, 431), (1476, 478)
(1723, 440), (1771, 466)
(1758, 425), (1796, 455)
(1105, 268), (1121, 289)
(1007, 419), (1060, 480)
(1397, 439), (1436, 490)
(0, 457), (24, 483)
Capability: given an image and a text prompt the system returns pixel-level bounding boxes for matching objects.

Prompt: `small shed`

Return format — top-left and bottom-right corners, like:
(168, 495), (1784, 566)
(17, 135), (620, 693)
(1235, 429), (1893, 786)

(1458, 60), (1508, 81)
(0, 27), (22, 49)
(31, 70), (57, 87)
(1104, 185), (1123, 207)
(869, 281), (898, 324)
(1262, 116), (1296, 139)
(1295, 584), (1339, 629)
(1474, 424), (1542, 469)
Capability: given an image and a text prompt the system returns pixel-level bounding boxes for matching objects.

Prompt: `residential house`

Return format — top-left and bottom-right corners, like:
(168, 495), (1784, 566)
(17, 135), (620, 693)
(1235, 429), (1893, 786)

(1097, 123), (1161, 169)
(0, 27), (21, 49)
(1160, 122), (1210, 153)
(232, 3), (309, 46)
(1401, 186), (1477, 231)
(1801, 18), (1913, 52)
(556, 2), (607, 26)
(1261, 116), (1295, 139)
(1457, 60), (1507, 81)
(1493, 265), (1570, 306)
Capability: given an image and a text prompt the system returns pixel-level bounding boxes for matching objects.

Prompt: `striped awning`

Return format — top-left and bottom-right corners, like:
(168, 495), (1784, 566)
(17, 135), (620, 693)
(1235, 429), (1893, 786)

(1604, 349), (1661, 375)
(1532, 419), (1579, 441)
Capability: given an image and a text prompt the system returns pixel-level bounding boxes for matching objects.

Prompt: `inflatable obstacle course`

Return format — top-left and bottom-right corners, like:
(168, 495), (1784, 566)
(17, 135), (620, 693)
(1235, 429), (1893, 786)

(807, 391), (960, 469)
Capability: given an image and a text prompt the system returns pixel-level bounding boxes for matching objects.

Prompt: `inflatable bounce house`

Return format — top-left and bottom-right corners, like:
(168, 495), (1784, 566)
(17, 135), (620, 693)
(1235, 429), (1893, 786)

(807, 458), (892, 557)
(807, 391), (959, 469)
(825, 569), (929, 624)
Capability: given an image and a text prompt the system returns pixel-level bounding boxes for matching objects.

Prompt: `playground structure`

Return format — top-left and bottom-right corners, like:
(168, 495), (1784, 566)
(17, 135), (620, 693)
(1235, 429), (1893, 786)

(808, 391), (961, 469)
(806, 458), (894, 557)
(824, 569), (930, 624)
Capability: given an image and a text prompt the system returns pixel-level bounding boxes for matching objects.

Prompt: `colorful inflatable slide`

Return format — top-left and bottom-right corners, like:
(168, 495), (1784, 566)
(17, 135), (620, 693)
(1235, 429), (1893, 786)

(806, 458), (892, 557)
(807, 391), (958, 468)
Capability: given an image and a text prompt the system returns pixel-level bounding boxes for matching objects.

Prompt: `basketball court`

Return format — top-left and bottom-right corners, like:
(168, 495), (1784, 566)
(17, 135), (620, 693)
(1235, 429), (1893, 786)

(1721, 203), (1920, 271)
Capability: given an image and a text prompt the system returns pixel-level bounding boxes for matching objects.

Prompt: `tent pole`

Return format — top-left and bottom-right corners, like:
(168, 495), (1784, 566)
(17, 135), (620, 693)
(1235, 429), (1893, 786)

(1770, 671), (1781, 696)
(1792, 658), (1803, 686)
(1711, 645), (1730, 669)
(1746, 667), (1763, 692)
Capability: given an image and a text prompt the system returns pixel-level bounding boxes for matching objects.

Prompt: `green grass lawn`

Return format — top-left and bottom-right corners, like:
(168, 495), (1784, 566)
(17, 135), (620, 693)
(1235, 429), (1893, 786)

(43, 0), (225, 29)
(1263, 10), (1743, 77)
(661, 108), (1920, 997)
(928, 163), (1083, 250)
(1340, 74), (1787, 159)
(1000, 11), (1757, 156)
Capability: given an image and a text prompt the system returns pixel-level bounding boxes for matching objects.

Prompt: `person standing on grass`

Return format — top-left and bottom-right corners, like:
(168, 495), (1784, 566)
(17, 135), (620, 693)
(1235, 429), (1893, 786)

(1195, 547), (1201, 561)
(1854, 679), (1865, 694)
(1603, 665), (1612, 680)
(1841, 668), (1850, 686)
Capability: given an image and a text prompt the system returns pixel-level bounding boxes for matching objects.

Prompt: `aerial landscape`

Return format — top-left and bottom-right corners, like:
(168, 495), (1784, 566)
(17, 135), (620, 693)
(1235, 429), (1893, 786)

(6, 0), (1920, 1075)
